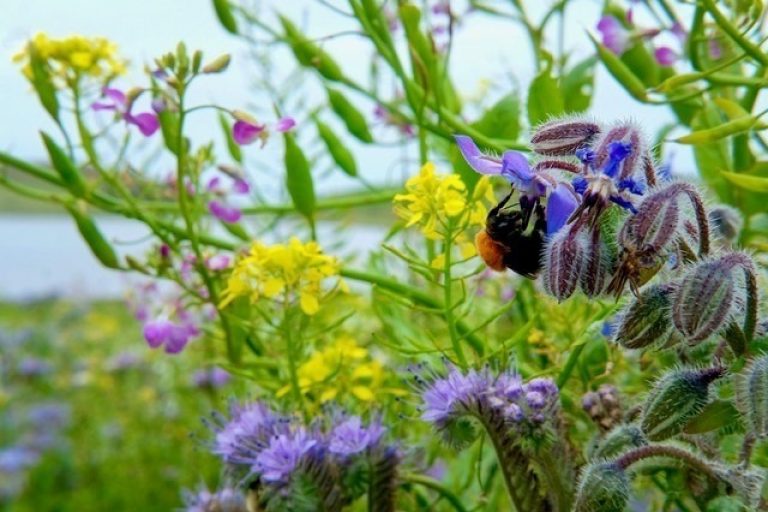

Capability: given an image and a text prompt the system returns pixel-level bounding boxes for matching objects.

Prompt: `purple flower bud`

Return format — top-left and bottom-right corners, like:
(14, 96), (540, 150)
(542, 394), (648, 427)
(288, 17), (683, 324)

(543, 223), (588, 301)
(654, 46), (677, 67)
(275, 116), (296, 133)
(597, 16), (630, 55)
(530, 117), (601, 156)
(525, 390), (546, 409)
(151, 97), (167, 113)
(207, 254), (231, 271)
(124, 112), (160, 136)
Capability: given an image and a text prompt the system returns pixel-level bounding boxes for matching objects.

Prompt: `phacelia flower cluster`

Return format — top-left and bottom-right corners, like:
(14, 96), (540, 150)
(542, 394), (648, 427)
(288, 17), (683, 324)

(221, 237), (343, 315)
(208, 401), (398, 511)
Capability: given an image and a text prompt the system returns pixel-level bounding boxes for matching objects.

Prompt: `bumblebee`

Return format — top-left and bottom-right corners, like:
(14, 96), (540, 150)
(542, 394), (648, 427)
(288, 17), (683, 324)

(475, 191), (547, 278)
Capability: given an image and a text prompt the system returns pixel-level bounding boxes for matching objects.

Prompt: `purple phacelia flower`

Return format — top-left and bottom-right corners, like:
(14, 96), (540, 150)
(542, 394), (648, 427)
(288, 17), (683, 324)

(212, 402), (283, 467)
(419, 365), (492, 428)
(17, 357), (52, 377)
(0, 446), (39, 473)
(328, 416), (385, 457)
(182, 485), (247, 512)
(597, 15), (630, 55)
(92, 87), (159, 136)
(255, 428), (317, 483)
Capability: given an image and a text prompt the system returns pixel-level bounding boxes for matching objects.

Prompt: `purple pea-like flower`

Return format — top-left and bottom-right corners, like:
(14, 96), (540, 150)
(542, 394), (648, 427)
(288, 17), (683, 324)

(143, 319), (196, 354)
(255, 429), (317, 483)
(143, 319), (174, 349)
(328, 416), (385, 457)
(206, 254), (231, 271)
(654, 46), (677, 66)
(208, 200), (242, 224)
(232, 116), (295, 146)
(597, 15), (630, 55)
(92, 87), (159, 136)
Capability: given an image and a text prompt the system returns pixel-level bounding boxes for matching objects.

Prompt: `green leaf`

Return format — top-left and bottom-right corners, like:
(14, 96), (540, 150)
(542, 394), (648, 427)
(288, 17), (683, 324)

(315, 119), (358, 177)
(721, 171), (768, 193)
(683, 400), (741, 434)
(29, 49), (59, 121)
(472, 92), (521, 141)
(527, 64), (564, 126)
(562, 56), (596, 113)
(218, 113), (242, 163)
(327, 88), (374, 143)
(212, 0), (238, 34)
(621, 42), (660, 87)
(283, 133), (315, 220)
(690, 104), (733, 202)
(40, 132), (86, 197)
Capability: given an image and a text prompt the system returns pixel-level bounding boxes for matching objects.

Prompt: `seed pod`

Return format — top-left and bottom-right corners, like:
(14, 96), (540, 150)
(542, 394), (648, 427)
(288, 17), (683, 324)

(66, 202), (120, 269)
(589, 33), (648, 103)
(41, 132), (87, 197)
(543, 223), (588, 301)
(615, 284), (676, 349)
(590, 424), (647, 460)
(212, 0), (238, 34)
(735, 355), (768, 438)
(279, 16), (344, 82)
(530, 117), (601, 156)
(580, 227), (613, 297)
(641, 367), (724, 441)
(202, 53), (231, 74)
(574, 462), (630, 512)
(327, 88), (374, 143)
(672, 259), (737, 343)
(315, 119), (358, 177)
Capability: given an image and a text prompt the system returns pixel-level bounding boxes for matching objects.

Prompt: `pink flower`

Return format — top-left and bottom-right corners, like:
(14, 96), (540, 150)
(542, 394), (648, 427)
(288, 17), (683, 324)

(207, 254), (231, 271)
(231, 116), (296, 146)
(92, 87), (159, 136)
(654, 46), (677, 67)
(597, 15), (630, 55)
(208, 200), (242, 223)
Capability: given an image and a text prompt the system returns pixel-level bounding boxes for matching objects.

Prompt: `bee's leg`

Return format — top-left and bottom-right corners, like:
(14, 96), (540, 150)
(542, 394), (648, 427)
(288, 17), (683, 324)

(490, 189), (515, 216)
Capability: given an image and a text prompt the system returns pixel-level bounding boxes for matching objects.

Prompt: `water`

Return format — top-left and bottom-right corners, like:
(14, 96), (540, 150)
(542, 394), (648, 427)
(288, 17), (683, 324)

(0, 214), (385, 301)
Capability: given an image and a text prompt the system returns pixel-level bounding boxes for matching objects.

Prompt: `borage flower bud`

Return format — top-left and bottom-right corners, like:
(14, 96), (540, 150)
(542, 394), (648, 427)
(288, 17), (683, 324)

(590, 424), (647, 460)
(615, 283), (678, 350)
(580, 226), (614, 297)
(709, 205), (743, 244)
(574, 461), (630, 512)
(641, 367), (725, 441)
(735, 355), (768, 438)
(672, 252), (758, 346)
(530, 116), (601, 156)
(543, 222), (588, 301)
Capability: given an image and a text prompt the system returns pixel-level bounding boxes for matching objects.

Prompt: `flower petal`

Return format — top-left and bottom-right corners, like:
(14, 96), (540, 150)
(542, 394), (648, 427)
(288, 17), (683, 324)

(275, 116), (296, 133)
(126, 112), (159, 136)
(546, 183), (579, 235)
(102, 87), (126, 105)
(208, 200), (242, 223)
(232, 120), (264, 145)
(454, 135), (502, 175)
(654, 46), (677, 67)
(501, 151), (534, 183)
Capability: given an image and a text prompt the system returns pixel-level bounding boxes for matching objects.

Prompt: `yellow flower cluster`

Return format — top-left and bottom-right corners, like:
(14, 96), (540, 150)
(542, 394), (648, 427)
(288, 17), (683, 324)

(278, 336), (385, 403)
(221, 237), (342, 315)
(13, 33), (126, 85)
(394, 162), (495, 267)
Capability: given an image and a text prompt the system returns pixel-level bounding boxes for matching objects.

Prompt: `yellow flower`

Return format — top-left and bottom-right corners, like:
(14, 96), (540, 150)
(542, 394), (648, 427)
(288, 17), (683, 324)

(394, 162), (492, 240)
(221, 237), (342, 315)
(14, 33), (126, 87)
(277, 335), (386, 404)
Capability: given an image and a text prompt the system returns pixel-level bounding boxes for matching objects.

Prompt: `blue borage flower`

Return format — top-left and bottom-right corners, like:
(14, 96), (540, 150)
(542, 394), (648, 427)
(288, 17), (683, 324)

(454, 135), (579, 235)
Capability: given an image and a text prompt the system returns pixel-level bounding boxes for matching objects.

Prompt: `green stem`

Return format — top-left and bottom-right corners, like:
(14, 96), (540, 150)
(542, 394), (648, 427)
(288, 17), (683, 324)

(702, 0), (768, 67)
(443, 225), (467, 367)
(283, 308), (306, 415)
(401, 474), (469, 512)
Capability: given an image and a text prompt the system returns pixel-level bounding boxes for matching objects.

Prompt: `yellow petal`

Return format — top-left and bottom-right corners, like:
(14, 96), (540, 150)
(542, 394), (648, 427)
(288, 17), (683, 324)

(300, 292), (320, 315)
(351, 386), (374, 401)
(320, 388), (338, 402)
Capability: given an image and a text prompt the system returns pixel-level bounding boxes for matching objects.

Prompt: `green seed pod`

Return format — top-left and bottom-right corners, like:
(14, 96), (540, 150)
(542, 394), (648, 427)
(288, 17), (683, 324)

(588, 33), (648, 102)
(574, 462), (630, 512)
(590, 424), (647, 460)
(736, 355), (768, 438)
(29, 47), (59, 121)
(279, 16), (344, 82)
(40, 132), (87, 197)
(641, 367), (724, 441)
(327, 88), (374, 143)
(615, 283), (676, 349)
(283, 132), (316, 221)
(66, 202), (120, 269)
(675, 114), (761, 144)
(315, 119), (358, 177)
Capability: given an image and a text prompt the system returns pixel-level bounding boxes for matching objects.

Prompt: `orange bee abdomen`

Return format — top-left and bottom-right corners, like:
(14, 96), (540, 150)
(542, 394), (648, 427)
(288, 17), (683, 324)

(475, 230), (508, 272)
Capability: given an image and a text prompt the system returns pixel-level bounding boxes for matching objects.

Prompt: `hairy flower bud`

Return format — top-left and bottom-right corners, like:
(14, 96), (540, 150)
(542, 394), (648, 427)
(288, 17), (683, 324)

(580, 227), (614, 297)
(582, 384), (623, 432)
(590, 424), (647, 460)
(531, 117), (601, 156)
(736, 355), (768, 438)
(574, 462), (630, 512)
(709, 205), (743, 244)
(672, 252), (757, 344)
(543, 223), (588, 301)
(615, 283), (678, 349)
(641, 367), (725, 441)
